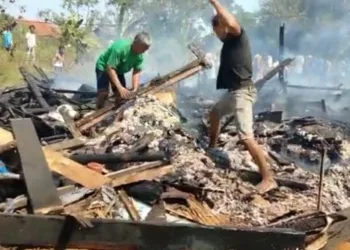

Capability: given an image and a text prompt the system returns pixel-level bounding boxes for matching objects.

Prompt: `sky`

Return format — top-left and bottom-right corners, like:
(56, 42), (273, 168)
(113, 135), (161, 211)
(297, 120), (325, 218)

(8, 0), (260, 19)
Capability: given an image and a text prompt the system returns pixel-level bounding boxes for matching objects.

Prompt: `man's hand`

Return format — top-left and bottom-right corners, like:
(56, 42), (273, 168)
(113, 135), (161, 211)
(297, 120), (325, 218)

(117, 86), (132, 99)
(130, 87), (138, 93)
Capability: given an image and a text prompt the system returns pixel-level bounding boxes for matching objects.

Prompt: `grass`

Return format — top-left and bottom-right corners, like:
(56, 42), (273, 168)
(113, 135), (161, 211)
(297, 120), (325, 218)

(0, 24), (76, 87)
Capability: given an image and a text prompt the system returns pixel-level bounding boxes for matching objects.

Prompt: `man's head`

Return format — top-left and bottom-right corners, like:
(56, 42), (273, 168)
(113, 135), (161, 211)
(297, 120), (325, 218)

(29, 25), (35, 33)
(58, 45), (65, 54)
(132, 32), (151, 54)
(212, 15), (228, 41)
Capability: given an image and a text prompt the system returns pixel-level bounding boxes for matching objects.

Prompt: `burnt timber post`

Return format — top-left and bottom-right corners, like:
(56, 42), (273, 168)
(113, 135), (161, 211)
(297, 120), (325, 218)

(279, 22), (287, 95)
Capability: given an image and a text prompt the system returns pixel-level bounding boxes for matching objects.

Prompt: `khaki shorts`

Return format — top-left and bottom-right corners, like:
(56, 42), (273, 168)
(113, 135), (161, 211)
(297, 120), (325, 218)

(212, 86), (257, 140)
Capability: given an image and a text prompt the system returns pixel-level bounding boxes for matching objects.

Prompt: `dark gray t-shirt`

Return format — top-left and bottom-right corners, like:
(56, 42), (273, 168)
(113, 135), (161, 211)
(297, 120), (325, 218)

(217, 28), (253, 90)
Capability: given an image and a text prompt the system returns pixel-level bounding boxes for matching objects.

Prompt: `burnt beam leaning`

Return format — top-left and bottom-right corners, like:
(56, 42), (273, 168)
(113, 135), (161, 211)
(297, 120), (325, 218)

(0, 213), (305, 250)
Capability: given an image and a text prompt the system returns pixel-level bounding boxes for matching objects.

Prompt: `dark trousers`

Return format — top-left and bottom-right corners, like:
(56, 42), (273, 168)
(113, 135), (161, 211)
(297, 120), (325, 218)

(96, 69), (126, 93)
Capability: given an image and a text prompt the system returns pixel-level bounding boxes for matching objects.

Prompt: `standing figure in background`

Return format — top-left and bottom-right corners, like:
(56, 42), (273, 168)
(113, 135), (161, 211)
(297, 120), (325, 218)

(253, 53), (263, 80)
(2, 25), (13, 54)
(208, 0), (277, 194)
(25, 25), (36, 63)
(52, 45), (65, 73)
(95, 32), (151, 109)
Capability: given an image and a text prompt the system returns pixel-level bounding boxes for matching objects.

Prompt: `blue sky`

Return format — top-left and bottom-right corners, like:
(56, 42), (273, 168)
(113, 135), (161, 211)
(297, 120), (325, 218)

(9, 0), (260, 19)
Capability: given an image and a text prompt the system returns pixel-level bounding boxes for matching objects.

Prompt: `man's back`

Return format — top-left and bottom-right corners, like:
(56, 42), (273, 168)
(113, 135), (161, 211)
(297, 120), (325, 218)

(96, 39), (144, 74)
(217, 28), (253, 90)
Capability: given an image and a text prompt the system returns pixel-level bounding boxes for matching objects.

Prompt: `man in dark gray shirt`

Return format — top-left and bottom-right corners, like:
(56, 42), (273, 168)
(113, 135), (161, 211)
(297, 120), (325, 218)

(208, 0), (277, 194)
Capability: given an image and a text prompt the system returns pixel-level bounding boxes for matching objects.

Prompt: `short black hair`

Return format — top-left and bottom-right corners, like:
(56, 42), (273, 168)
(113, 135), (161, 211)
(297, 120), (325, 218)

(58, 45), (64, 50)
(29, 25), (35, 29)
(211, 15), (219, 27)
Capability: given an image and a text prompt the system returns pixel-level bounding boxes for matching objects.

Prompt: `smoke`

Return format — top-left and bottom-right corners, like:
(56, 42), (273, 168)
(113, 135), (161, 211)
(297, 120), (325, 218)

(54, 0), (350, 124)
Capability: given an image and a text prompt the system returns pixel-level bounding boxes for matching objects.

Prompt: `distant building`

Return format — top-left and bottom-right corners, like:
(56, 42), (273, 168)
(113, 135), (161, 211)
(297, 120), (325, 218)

(16, 18), (61, 38)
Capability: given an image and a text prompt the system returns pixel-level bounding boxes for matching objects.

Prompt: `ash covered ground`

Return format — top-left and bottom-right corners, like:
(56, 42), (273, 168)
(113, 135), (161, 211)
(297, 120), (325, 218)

(88, 92), (350, 226)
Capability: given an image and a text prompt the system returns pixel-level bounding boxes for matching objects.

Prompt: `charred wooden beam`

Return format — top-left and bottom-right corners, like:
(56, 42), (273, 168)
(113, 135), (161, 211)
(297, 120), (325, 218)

(255, 58), (294, 91)
(147, 65), (203, 95)
(19, 67), (51, 110)
(325, 208), (350, 249)
(69, 151), (168, 165)
(43, 138), (85, 151)
(279, 23), (287, 94)
(11, 118), (63, 214)
(118, 189), (141, 221)
(0, 213), (305, 250)
(76, 44), (209, 132)
(287, 84), (350, 92)
(76, 104), (115, 128)
(58, 106), (83, 138)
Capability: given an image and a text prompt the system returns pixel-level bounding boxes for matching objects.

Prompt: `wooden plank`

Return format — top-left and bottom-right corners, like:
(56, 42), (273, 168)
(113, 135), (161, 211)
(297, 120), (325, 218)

(0, 127), (13, 145)
(109, 164), (173, 188)
(44, 149), (110, 189)
(59, 108), (83, 138)
(0, 185), (75, 212)
(107, 161), (166, 178)
(118, 190), (141, 221)
(0, 213), (305, 250)
(11, 118), (63, 214)
(0, 137), (85, 154)
(325, 208), (350, 250)
(43, 138), (85, 151)
(76, 104), (114, 128)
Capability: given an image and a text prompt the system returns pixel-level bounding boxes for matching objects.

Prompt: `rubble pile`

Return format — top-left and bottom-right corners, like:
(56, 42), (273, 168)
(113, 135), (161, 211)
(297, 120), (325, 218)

(84, 94), (350, 226)
(0, 63), (349, 249)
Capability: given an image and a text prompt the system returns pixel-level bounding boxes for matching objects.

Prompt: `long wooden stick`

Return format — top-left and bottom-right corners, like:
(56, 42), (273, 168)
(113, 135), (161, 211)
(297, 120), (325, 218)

(317, 148), (327, 211)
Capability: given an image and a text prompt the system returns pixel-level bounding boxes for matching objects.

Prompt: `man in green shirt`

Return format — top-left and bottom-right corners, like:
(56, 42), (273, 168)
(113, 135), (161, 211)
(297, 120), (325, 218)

(95, 32), (151, 109)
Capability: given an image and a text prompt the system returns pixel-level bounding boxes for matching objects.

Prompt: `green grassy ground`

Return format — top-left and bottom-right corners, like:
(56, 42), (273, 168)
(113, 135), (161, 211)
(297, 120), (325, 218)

(0, 24), (75, 87)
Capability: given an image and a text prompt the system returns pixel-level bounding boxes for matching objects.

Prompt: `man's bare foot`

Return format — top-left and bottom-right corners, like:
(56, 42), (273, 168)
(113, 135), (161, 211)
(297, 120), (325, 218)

(256, 178), (278, 194)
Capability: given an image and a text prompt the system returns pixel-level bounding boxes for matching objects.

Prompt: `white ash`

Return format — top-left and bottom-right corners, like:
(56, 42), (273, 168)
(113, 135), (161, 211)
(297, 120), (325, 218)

(99, 96), (350, 226)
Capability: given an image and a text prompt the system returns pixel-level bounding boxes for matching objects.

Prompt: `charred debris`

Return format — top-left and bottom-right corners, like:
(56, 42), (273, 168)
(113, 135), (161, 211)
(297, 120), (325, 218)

(0, 45), (349, 249)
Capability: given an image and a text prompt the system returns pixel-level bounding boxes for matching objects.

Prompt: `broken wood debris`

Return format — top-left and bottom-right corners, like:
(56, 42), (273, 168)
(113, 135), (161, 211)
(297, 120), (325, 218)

(0, 49), (349, 250)
(11, 118), (63, 215)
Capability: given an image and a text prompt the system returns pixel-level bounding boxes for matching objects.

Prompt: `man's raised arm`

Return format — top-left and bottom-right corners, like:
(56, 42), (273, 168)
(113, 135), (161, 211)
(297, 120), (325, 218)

(209, 0), (241, 36)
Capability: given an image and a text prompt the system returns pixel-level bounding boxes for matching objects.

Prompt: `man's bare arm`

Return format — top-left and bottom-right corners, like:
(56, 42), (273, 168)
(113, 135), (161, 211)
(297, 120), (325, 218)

(210, 0), (241, 36)
(106, 66), (131, 99)
(131, 68), (142, 92)
(106, 66), (123, 90)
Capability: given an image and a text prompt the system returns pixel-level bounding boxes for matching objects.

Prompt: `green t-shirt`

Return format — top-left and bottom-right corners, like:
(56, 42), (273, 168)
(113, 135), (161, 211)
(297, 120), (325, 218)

(95, 39), (144, 73)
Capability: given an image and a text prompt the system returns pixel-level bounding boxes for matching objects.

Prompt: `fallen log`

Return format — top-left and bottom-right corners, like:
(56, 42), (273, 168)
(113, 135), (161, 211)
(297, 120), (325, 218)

(0, 213), (305, 250)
